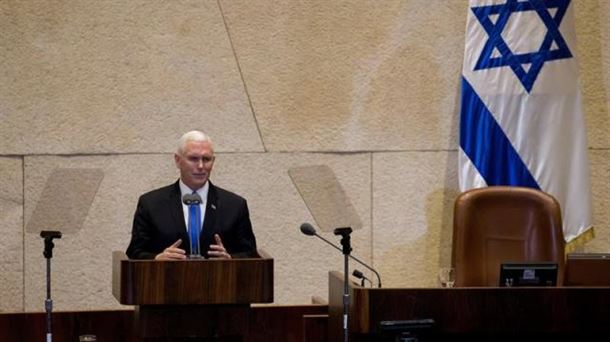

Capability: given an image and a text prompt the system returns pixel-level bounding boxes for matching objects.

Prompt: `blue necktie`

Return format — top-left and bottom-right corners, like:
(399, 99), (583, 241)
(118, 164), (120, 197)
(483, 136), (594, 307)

(188, 196), (201, 258)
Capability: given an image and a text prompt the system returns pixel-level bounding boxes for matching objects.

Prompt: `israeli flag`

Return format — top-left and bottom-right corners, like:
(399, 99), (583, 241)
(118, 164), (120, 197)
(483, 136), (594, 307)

(459, 0), (592, 242)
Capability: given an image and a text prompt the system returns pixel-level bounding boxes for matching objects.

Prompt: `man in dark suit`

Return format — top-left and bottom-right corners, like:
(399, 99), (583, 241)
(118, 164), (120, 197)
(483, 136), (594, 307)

(126, 131), (256, 260)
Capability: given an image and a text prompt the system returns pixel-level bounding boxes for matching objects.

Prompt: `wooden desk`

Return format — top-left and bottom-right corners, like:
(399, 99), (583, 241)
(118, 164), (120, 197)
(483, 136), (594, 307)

(329, 271), (610, 341)
(565, 253), (610, 286)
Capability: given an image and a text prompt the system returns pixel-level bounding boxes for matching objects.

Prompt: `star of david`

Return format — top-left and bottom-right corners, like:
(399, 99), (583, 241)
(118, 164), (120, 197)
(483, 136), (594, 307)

(472, 0), (573, 92)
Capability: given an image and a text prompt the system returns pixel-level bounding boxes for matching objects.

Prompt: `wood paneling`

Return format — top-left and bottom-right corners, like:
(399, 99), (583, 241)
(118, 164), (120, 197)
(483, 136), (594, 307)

(329, 271), (610, 341)
(0, 310), (136, 342)
(112, 251), (273, 305)
(565, 253), (610, 286)
(0, 305), (328, 342)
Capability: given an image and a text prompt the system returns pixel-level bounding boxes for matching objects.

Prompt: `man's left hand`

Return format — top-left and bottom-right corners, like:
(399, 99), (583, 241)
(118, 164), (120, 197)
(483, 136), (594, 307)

(208, 234), (232, 259)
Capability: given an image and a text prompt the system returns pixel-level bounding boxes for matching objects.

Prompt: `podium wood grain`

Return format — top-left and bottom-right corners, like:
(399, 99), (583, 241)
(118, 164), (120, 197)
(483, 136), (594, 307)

(112, 250), (273, 339)
(112, 250), (273, 305)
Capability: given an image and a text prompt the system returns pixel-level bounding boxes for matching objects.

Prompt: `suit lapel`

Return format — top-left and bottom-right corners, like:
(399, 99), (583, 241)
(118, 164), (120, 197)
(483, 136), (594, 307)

(203, 182), (218, 242)
(169, 181), (189, 245)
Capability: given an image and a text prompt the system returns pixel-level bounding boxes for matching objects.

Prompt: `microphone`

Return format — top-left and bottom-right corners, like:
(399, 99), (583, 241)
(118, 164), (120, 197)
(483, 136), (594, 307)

(40, 231), (62, 259)
(300, 223), (316, 236)
(352, 269), (372, 287)
(182, 193), (202, 205)
(299, 222), (382, 288)
(40, 231), (62, 239)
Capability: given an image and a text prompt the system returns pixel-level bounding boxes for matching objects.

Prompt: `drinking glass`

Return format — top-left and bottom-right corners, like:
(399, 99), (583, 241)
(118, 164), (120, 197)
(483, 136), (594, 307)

(438, 267), (455, 288)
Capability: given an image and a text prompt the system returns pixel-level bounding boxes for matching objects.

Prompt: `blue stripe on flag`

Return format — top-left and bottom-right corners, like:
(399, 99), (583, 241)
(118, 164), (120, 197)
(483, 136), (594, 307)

(460, 77), (540, 189)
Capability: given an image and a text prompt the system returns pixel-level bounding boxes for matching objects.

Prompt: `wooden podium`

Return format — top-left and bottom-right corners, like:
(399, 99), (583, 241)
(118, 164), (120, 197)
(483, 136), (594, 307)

(328, 271), (610, 341)
(112, 251), (273, 341)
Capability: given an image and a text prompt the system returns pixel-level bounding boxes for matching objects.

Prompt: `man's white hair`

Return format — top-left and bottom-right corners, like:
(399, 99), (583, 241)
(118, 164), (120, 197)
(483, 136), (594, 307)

(177, 130), (213, 154)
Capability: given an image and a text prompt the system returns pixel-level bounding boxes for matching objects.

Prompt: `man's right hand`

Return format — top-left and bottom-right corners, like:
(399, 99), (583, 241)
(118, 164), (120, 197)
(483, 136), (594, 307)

(155, 239), (186, 260)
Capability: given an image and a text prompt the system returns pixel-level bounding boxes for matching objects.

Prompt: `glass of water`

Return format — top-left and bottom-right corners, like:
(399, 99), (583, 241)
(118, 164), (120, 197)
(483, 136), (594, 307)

(438, 267), (455, 288)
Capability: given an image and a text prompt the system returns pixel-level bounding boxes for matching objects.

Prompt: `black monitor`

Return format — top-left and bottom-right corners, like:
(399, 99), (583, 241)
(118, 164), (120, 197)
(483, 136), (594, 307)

(499, 262), (558, 287)
(377, 319), (435, 342)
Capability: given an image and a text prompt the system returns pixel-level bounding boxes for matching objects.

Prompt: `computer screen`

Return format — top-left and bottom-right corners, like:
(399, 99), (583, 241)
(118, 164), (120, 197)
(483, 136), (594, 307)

(499, 262), (558, 287)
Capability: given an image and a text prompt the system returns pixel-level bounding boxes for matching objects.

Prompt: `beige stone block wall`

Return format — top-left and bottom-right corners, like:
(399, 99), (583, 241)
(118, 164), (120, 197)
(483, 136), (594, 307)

(373, 151), (458, 288)
(0, 0), (262, 154)
(586, 151), (610, 250)
(221, 0), (466, 152)
(575, 0), (610, 251)
(0, 158), (23, 312)
(575, 0), (610, 148)
(0, 0), (608, 312)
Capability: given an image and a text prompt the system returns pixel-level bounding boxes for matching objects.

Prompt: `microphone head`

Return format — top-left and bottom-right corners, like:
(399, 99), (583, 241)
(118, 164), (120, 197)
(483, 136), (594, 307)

(352, 269), (364, 279)
(40, 230), (62, 239)
(182, 193), (202, 205)
(300, 223), (316, 236)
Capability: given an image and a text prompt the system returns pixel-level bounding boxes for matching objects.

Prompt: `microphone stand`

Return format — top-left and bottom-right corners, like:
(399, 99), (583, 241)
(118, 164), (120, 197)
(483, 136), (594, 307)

(334, 227), (352, 342)
(40, 230), (62, 342)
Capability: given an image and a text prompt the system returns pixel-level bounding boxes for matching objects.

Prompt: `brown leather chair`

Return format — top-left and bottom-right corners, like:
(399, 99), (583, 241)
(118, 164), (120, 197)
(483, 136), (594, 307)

(452, 186), (565, 287)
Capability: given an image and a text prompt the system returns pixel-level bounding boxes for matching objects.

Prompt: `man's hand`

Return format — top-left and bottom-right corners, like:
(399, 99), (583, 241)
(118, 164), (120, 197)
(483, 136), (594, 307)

(208, 234), (232, 259)
(155, 239), (187, 260)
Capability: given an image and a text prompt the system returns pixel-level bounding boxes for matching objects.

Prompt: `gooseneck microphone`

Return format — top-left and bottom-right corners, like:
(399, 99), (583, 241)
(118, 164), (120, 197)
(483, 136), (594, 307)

(300, 223), (316, 236)
(352, 269), (373, 287)
(300, 222), (382, 288)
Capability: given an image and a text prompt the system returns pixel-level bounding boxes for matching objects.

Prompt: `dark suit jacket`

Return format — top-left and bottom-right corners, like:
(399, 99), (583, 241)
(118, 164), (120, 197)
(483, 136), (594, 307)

(126, 180), (257, 259)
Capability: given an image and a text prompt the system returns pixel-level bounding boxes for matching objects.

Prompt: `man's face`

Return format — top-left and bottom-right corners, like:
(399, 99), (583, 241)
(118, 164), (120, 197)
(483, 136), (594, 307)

(175, 140), (215, 190)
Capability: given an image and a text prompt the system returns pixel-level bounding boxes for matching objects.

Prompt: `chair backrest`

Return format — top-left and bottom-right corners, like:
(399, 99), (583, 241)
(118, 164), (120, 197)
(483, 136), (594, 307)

(452, 186), (565, 287)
